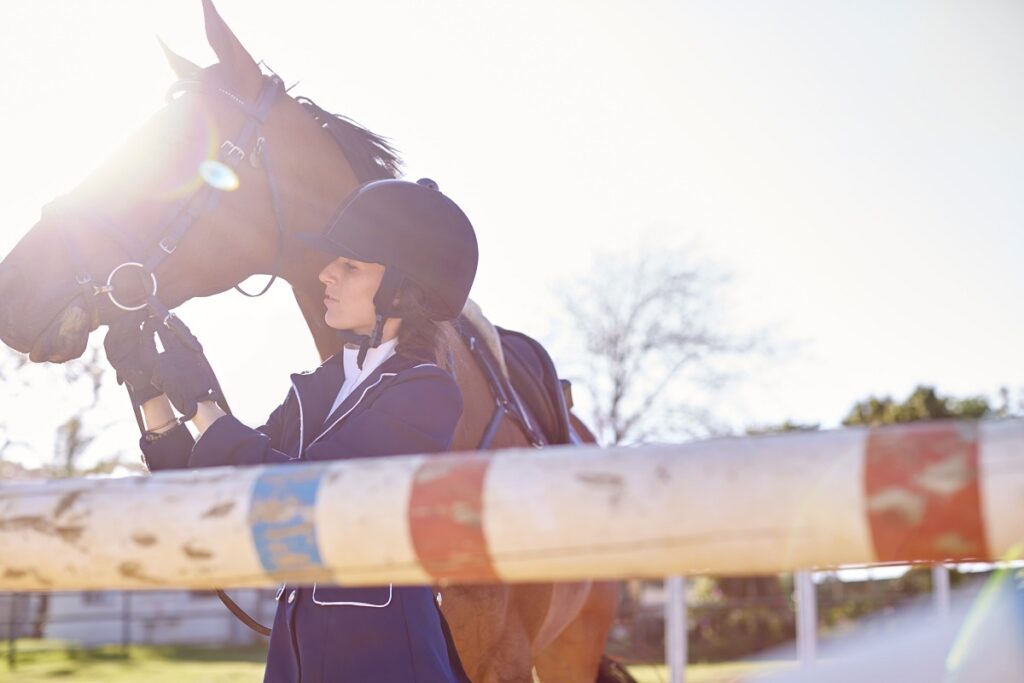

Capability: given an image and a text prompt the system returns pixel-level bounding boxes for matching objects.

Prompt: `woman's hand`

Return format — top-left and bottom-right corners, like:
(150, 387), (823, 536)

(103, 318), (161, 406)
(150, 318), (223, 421)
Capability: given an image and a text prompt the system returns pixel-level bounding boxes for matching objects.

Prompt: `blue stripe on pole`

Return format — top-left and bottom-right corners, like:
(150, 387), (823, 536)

(249, 465), (329, 578)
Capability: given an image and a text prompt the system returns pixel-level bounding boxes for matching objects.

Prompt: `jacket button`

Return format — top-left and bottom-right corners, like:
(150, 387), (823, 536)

(287, 590), (297, 604)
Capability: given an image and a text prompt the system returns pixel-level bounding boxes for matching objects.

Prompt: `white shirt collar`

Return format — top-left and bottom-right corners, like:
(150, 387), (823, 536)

(341, 336), (399, 381)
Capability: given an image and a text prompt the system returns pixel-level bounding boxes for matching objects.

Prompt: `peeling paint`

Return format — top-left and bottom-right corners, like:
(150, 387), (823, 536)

(913, 455), (974, 496)
(577, 472), (625, 505)
(577, 472), (624, 487)
(0, 516), (51, 534)
(449, 501), (482, 527)
(1, 567), (54, 586)
(55, 525), (84, 543)
(201, 501), (235, 518)
(132, 533), (158, 546)
(866, 488), (926, 526)
(183, 543), (214, 560)
(934, 533), (978, 556)
(413, 460), (460, 485)
(0, 516), (84, 544)
(118, 561), (164, 584)
(250, 497), (314, 526)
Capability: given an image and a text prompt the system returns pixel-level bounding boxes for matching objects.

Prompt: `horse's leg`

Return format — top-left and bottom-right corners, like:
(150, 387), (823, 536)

(441, 583), (535, 683)
(532, 581), (621, 683)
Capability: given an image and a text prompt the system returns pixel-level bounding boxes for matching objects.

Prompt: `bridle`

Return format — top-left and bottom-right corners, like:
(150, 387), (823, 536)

(53, 72), (290, 329)
(49, 72), (294, 638)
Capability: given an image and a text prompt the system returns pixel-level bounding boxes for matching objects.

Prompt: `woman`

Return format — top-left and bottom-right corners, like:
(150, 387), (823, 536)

(104, 178), (477, 683)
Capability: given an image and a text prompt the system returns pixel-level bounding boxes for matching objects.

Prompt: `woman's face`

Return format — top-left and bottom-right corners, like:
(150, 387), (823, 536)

(318, 256), (387, 334)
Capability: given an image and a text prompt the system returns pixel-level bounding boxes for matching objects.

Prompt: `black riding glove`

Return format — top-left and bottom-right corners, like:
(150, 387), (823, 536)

(150, 316), (223, 422)
(103, 317), (162, 406)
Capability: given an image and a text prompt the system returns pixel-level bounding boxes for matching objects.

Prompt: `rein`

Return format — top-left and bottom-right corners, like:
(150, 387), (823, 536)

(51, 73), (293, 638)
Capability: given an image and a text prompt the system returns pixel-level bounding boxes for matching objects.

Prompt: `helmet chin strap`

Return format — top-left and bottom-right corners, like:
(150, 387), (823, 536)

(337, 266), (406, 369)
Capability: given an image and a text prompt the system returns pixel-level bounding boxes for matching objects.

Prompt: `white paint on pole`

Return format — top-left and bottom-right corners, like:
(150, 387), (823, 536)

(665, 576), (687, 683)
(978, 420), (1024, 558)
(315, 455), (434, 586)
(484, 429), (876, 579)
(0, 419), (1021, 592)
(795, 571), (817, 665)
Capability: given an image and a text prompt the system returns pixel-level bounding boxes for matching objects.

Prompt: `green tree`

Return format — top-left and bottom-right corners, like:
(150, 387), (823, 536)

(842, 385), (993, 427)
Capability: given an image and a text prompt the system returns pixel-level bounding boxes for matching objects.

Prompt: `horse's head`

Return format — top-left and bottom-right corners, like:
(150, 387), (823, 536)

(0, 0), (398, 362)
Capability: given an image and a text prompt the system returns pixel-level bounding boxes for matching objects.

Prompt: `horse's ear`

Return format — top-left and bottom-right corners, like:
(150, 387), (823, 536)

(158, 37), (201, 80)
(201, 0), (261, 89)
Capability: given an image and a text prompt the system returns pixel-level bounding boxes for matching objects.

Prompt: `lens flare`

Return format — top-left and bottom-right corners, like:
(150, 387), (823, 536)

(944, 545), (1024, 681)
(199, 160), (240, 191)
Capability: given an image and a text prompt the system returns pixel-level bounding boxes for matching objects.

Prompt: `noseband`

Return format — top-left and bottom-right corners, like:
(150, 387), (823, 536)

(53, 73), (289, 324)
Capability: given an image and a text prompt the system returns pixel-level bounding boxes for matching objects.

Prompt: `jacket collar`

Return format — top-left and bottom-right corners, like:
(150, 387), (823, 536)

(289, 351), (424, 454)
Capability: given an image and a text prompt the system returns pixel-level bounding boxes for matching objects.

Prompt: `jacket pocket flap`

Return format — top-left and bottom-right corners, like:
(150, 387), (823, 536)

(311, 583), (393, 608)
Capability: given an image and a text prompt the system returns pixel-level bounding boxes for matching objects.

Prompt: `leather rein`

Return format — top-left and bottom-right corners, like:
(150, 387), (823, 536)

(51, 73), (291, 637)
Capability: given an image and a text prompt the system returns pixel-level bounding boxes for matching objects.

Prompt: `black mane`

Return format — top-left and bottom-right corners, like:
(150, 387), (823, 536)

(295, 97), (402, 182)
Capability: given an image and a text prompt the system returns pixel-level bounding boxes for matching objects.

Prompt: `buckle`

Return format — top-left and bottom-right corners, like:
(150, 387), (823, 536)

(105, 262), (158, 312)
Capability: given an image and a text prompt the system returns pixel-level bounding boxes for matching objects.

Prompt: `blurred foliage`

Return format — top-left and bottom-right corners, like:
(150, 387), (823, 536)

(610, 568), (971, 664)
(0, 344), (133, 477)
(842, 384), (995, 426)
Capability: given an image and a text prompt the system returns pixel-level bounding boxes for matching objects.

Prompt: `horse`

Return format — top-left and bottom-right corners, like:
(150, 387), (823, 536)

(0, 2), (631, 682)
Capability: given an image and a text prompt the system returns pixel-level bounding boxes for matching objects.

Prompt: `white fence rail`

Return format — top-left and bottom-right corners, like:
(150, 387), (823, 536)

(1, 419), (1021, 591)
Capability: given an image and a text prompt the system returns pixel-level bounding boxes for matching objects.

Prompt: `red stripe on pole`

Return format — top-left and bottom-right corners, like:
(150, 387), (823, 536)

(408, 455), (499, 581)
(864, 421), (990, 563)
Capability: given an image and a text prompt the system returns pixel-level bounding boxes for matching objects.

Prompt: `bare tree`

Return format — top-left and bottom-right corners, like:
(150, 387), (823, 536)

(1, 344), (134, 636)
(557, 248), (759, 445)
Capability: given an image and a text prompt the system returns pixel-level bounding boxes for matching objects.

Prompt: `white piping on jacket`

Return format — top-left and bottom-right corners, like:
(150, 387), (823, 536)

(288, 381), (304, 461)
(306, 363), (439, 448)
(311, 582), (394, 608)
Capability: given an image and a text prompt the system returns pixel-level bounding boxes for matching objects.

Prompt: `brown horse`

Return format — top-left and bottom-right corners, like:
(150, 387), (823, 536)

(0, 2), (628, 682)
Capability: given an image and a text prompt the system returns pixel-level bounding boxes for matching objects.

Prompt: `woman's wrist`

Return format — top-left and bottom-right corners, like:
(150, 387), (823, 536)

(191, 400), (227, 435)
(141, 395), (177, 435)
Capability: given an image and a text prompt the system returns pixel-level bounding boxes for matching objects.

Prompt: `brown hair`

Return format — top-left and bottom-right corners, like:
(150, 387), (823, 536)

(393, 281), (460, 374)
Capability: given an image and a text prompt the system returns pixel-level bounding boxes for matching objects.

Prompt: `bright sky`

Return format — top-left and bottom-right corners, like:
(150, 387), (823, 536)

(1, 0), (1022, 468)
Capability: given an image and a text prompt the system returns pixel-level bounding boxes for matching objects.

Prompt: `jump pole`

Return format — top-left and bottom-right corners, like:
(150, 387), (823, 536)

(1, 419), (1021, 591)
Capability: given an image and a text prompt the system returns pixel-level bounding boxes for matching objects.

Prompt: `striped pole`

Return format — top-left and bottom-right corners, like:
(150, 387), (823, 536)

(0, 419), (1021, 591)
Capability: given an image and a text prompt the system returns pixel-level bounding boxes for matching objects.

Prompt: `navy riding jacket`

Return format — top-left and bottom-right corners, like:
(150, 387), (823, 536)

(141, 350), (464, 683)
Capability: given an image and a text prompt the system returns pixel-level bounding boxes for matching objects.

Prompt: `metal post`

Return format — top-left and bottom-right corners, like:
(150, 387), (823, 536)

(932, 564), (951, 617)
(6, 593), (16, 671)
(795, 571), (817, 665)
(665, 576), (687, 683)
(121, 592), (131, 656)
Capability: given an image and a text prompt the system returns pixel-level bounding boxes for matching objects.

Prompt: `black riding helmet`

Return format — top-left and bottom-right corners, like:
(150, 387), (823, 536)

(298, 177), (478, 366)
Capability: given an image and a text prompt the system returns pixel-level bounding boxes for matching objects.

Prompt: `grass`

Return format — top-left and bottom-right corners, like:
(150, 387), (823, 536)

(0, 641), (267, 682)
(627, 661), (795, 682)
(0, 641), (791, 682)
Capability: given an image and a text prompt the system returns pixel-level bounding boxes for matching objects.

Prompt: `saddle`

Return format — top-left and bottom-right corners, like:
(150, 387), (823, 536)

(456, 307), (573, 447)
